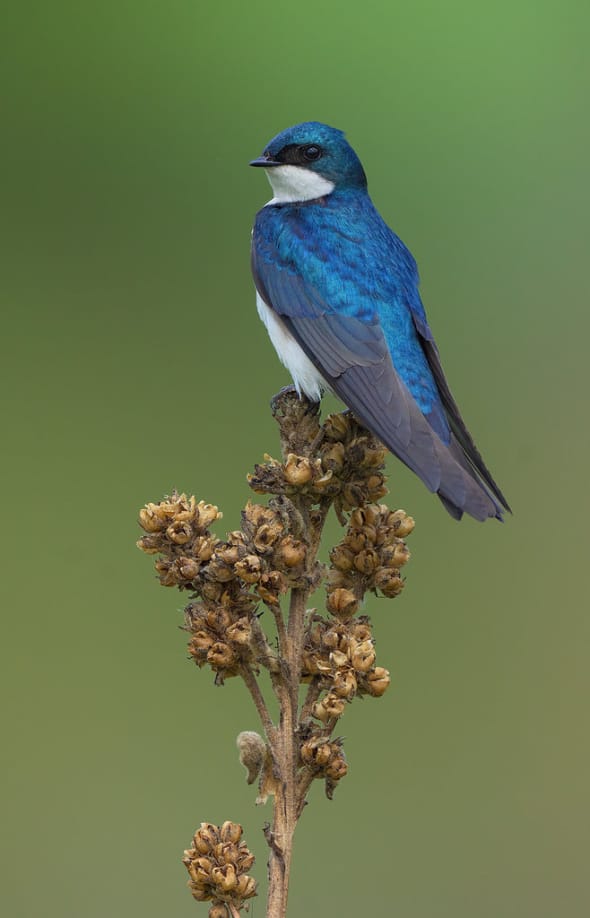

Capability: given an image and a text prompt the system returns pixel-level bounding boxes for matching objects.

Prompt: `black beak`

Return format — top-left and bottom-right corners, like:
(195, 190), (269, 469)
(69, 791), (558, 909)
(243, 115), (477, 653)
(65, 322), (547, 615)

(249, 155), (281, 168)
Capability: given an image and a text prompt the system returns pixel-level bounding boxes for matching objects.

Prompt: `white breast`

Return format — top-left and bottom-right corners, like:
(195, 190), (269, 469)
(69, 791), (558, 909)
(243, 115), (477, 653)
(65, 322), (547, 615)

(264, 165), (335, 205)
(256, 292), (327, 401)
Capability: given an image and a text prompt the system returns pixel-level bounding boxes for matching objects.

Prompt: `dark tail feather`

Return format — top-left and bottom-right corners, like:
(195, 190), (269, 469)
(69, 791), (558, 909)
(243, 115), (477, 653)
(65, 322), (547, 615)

(437, 493), (464, 520)
(435, 434), (506, 522)
(418, 337), (511, 515)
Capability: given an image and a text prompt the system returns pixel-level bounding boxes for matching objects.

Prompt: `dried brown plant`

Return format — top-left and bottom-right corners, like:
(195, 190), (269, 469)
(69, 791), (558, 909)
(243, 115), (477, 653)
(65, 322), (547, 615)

(137, 388), (414, 918)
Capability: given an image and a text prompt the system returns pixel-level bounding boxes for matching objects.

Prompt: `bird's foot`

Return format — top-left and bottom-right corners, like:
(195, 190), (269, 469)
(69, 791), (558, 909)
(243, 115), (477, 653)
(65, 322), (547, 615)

(270, 386), (322, 455)
(270, 385), (298, 414)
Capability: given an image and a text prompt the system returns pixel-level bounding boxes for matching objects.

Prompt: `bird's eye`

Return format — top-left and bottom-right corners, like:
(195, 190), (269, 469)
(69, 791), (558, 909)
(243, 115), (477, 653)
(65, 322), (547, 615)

(301, 144), (322, 162)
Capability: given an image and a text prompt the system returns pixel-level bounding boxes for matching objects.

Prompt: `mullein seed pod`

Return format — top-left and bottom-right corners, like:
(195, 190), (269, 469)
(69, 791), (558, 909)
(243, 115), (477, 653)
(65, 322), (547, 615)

(373, 567), (404, 597)
(351, 639), (376, 673)
(364, 666), (391, 696)
(332, 669), (358, 700)
(323, 412), (350, 441)
(283, 454), (314, 486)
(196, 501), (222, 528)
(234, 554), (262, 582)
(274, 536), (306, 569)
(387, 509), (415, 536)
(326, 587), (359, 620)
(226, 618), (252, 646)
(208, 905), (229, 918)
(207, 642), (236, 668)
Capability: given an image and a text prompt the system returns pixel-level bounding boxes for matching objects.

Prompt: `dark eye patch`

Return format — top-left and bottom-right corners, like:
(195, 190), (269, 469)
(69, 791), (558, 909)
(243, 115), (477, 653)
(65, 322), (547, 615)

(273, 143), (324, 165)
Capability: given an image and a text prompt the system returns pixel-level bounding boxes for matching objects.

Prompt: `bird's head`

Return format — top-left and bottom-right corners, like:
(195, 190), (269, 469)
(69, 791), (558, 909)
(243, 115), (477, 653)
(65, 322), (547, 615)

(250, 122), (367, 203)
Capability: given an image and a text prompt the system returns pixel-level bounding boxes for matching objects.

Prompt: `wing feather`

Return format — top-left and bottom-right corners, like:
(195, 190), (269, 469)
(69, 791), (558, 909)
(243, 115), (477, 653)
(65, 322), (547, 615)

(252, 224), (507, 521)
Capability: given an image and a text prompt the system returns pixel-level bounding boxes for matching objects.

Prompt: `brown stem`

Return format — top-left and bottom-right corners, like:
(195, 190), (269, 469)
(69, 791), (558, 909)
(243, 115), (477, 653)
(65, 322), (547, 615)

(250, 615), (280, 673)
(240, 664), (277, 745)
(300, 677), (322, 722)
(263, 391), (341, 915)
(267, 600), (289, 658)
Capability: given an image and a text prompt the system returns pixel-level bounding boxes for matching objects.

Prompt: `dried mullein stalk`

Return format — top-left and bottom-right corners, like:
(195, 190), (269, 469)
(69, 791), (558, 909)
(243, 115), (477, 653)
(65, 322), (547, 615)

(137, 388), (414, 917)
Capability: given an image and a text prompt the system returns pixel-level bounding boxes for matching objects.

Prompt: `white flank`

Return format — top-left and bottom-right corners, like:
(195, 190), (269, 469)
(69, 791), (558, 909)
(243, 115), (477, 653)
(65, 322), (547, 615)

(256, 291), (327, 400)
(264, 165), (335, 205)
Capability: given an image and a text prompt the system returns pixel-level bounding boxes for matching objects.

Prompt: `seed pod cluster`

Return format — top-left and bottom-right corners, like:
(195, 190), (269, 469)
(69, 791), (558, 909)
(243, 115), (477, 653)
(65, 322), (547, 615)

(183, 499), (315, 678)
(182, 822), (257, 913)
(321, 413), (389, 515)
(327, 503), (414, 602)
(248, 409), (388, 515)
(137, 492), (222, 589)
(302, 613), (390, 705)
(300, 735), (348, 798)
(138, 492), (318, 679)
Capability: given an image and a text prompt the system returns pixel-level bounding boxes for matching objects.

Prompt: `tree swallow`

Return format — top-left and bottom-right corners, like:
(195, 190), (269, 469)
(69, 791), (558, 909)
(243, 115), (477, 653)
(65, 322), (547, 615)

(250, 122), (510, 521)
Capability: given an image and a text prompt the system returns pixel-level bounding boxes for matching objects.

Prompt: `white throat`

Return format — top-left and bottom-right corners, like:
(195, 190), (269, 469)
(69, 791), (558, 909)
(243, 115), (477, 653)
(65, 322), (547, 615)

(264, 165), (335, 205)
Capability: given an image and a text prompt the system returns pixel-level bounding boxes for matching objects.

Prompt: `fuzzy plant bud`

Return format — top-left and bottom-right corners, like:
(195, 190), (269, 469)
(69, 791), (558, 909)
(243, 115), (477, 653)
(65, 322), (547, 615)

(237, 731), (267, 785)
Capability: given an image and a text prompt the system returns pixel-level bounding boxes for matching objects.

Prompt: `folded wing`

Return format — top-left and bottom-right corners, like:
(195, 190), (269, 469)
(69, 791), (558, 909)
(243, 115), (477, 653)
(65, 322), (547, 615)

(252, 238), (507, 521)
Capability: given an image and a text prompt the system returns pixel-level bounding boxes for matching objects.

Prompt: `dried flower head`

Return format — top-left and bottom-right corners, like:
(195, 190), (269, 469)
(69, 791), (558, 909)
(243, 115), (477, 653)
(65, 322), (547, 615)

(183, 822), (257, 909)
(137, 388), (416, 916)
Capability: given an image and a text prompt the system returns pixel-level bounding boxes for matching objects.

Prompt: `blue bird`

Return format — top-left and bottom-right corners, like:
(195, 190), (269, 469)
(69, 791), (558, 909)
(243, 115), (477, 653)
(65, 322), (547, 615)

(250, 122), (510, 521)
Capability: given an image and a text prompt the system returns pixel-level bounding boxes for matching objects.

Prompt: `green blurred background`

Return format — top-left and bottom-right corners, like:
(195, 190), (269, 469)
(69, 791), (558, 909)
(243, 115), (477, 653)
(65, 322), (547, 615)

(2, 1), (589, 915)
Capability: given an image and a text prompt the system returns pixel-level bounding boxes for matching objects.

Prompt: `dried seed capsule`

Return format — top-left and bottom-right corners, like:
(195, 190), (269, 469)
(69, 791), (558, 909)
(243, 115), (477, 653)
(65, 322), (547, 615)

(373, 567), (404, 597)
(253, 523), (283, 553)
(196, 501), (222, 528)
(326, 588), (359, 620)
(208, 905), (229, 918)
(138, 505), (167, 532)
(274, 536), (306, 569)
(387, 509), (415, 537)
(353, 548), (380, 575)
(166, 521), (193, 545)
(235, 874), (257, 899)
(284, 454), (314, 486)
(177, 557), (200, 580)
(136, 534), (163, 554)
(365, 666), (391, 697)
(323, 412), (351, 441)
(312, 692), (346, 723)
(226, 618), (252, 646)
(195, 823), (220, 851)
(329, 544), (355, 572)
(211, 863), (237, 892)
(332, 669), (357, 700)
(325, 752), (348, 781)
(234, 554), (262, 583)
(321, 441), (346, 472)
(351, 639), (376, 673)
(207, 642), (236, 668)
